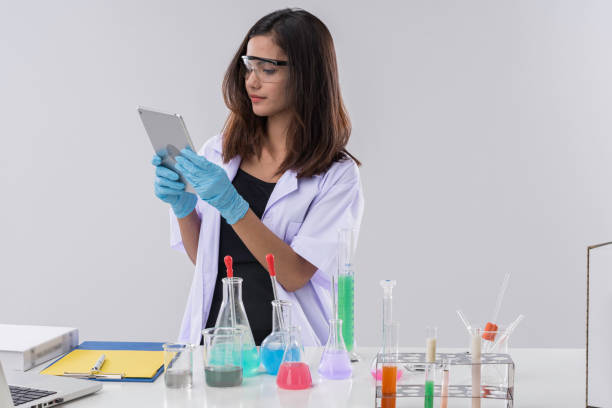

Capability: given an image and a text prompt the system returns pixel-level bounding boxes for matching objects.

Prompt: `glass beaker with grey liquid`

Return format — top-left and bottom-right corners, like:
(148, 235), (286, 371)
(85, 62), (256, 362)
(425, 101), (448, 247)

(163, 343), (195, 389)
(202, 327), (244, 387)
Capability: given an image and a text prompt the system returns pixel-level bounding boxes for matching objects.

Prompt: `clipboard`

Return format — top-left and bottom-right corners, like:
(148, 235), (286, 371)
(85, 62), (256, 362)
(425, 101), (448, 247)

(42, 341), (165, 382)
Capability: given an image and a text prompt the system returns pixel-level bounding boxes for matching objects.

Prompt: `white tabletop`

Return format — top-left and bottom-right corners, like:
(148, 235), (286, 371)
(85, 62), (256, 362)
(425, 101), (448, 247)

(50, 347), (583, 407)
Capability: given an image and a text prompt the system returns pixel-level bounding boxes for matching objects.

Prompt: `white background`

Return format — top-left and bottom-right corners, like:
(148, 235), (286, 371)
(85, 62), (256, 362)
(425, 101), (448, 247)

(1, 0), (610, 349)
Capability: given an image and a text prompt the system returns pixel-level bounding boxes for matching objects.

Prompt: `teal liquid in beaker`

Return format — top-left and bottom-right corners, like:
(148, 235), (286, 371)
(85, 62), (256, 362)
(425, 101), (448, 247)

(337, 274), (354, 351)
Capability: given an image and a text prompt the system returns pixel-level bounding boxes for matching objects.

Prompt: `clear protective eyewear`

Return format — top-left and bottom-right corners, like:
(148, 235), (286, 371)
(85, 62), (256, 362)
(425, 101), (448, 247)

(241, 55), (288, 83)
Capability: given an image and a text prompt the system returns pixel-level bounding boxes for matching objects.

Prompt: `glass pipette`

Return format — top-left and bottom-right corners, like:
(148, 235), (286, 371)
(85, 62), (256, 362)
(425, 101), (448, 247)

(265, 254), (284, 329)
(224, 255), (237, 328)
(483, 272), (511, 341)
(457, 310), (474, 336)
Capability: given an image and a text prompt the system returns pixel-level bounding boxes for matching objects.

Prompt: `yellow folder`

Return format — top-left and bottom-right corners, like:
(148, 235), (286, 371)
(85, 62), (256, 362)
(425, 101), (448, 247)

(40, 349), (164, 378)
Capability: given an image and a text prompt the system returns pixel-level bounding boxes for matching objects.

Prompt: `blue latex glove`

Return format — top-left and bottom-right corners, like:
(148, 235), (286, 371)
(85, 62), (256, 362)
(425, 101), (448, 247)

(152, 154), (198, 219)
(174, 148), (249, 224)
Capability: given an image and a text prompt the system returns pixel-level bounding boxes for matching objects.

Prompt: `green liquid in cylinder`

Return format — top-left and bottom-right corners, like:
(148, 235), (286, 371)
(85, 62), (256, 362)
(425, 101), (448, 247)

(337, 274), (354, 351)
(424, 380), (434, 408)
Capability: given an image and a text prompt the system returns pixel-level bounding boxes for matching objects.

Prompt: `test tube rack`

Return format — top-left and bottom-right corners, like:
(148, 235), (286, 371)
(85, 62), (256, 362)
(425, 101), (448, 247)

(375, 352), (515, 408)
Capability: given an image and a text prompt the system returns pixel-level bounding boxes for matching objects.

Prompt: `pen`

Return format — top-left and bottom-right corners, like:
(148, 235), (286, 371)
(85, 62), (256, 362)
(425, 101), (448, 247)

(91, 354), (105, 373)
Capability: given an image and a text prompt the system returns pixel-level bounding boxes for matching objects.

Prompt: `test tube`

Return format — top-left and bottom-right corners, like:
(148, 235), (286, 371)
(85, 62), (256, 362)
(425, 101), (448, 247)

(441, 359), (450, 408)
(381, 321), (399, 408)
(424, 327), (437, 408)
(471, 329), (482, 408)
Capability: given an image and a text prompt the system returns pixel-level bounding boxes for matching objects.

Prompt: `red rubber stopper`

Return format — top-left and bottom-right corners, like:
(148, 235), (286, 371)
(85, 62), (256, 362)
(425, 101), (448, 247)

(482, 322), (498, 341)
(266, 254), (276, 277)
(224, 255), (233, 278)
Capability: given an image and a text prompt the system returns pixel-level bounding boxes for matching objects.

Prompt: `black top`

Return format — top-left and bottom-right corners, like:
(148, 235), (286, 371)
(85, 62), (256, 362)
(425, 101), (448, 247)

(204, 168), (277, 345)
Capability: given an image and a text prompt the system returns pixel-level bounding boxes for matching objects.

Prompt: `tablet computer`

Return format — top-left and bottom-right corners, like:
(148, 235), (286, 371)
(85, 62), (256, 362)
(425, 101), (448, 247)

(137, 106), (196, 194)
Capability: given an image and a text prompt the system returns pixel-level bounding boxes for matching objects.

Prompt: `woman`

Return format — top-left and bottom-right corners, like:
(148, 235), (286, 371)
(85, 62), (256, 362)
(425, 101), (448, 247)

(152, 8), (363, 346)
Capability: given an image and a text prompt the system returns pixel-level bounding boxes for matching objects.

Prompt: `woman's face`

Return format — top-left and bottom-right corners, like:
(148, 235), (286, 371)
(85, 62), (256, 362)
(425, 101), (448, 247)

(244, 35), (290, 118)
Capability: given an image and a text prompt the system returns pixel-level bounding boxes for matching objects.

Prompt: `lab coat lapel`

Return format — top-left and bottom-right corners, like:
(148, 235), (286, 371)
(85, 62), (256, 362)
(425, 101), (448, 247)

(263, 169), (298, 218)
(222, 155), (242, 181)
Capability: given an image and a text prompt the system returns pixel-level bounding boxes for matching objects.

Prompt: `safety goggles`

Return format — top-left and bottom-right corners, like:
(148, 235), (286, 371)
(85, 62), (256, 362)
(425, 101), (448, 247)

(241, 55), (288, 83)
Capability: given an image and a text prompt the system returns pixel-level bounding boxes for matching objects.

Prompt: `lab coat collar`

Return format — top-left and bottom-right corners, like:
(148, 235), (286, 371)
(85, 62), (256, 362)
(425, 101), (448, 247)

(214, 140), (298, 217)
(220, 155), (298, 218)
(264, 169), (298, 217)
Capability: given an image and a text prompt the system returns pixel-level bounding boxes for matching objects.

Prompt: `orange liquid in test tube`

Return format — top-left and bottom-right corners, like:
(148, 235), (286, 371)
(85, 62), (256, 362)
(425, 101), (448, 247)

(381, 366), (397, 408)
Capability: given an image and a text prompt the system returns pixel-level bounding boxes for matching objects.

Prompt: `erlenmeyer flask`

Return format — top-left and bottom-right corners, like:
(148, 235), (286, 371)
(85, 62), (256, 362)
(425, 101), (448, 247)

(261, 299), (292, 375)
(318, 318), (352, 379)
(276, 326), (312, 390)
(215, 276), (261, 377)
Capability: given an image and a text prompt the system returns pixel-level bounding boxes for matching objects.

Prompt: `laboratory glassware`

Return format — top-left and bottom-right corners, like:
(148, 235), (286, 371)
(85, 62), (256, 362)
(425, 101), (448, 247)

(483, 272), (511, 342)
(202, 327), (244, 387)
(337, 228), (359, 361)
(163, 343), (194, 389)
(471, 328), (482, 408)
(261, 299), (292, 375)
(424, 327), (437, 408)
(214, 274), (261, 377)
(441, 359), (450, 408)
(318, 318), (352, 379)
(371, 280), (403, 380)
(381, 321), (400, 408)
(276, 326), (312, 390)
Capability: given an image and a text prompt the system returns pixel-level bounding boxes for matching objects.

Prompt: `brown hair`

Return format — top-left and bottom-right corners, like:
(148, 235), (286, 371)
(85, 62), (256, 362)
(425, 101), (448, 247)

(221, 8), (360, 178)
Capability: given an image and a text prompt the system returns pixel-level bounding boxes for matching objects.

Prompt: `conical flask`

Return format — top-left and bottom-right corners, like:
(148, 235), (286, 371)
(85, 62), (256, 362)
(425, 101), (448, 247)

(276, 326), (312, 390)
(318, 318), (352, 379)
(215, 276), (261, 377)
(261, 299), (292, 375)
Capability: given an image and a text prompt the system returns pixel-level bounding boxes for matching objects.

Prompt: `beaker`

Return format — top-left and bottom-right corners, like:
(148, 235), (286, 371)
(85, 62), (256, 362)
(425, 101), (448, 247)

(337, 228), (359, 361)
(318, 318), (352, 380)
(214, 276), (261, 377)
(163, 343), (194, 389)
(261, 299), (292, 375)
(276, 326), (312, 390)
(202, 327), (243, 387)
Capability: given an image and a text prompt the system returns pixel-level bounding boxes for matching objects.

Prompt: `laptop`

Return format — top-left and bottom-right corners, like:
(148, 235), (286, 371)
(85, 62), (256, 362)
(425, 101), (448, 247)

(0, 361), (101, 408)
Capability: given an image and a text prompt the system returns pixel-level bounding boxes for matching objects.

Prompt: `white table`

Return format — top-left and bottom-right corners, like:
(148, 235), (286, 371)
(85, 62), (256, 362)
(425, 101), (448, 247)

(49, 347), (584, 407)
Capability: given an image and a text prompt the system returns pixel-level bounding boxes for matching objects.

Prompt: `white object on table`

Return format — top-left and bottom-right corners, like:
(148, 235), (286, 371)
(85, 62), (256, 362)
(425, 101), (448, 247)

(471, 331), (482, 408)
(0, 324), (78, 371)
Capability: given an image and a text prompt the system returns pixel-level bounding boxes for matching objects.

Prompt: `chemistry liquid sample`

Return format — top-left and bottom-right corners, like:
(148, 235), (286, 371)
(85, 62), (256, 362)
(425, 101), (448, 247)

(261, 299), (293, 375)
(276, 362), (312, 390)
(205, 366), (243, 387)
(276, 326), (312, 390)
(214, 277), (261, 377)
(318, 318), (352, 380)
(337, 274), (355, 352)
(164, 369), (192, 389)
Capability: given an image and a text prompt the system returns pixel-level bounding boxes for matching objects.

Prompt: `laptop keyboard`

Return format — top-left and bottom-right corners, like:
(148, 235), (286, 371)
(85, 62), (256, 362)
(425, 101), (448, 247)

(9, 385), (56, 406)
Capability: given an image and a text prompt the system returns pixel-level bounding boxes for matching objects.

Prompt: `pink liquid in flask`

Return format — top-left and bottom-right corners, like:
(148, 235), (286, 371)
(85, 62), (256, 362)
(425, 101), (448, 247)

(276, 362), (312, 390)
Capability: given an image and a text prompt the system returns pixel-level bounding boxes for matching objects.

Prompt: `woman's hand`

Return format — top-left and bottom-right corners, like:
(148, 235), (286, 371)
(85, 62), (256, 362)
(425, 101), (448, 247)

(175, 148), (249, 224)
(152, 154), (198, 219)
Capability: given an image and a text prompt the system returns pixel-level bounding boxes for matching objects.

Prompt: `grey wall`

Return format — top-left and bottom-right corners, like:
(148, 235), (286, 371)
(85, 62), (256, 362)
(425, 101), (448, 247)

(1, 0), (610, 349)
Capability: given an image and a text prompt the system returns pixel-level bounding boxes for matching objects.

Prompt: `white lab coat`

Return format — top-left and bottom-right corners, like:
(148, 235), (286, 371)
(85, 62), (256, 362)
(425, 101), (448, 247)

(169, 134), (364, 346)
